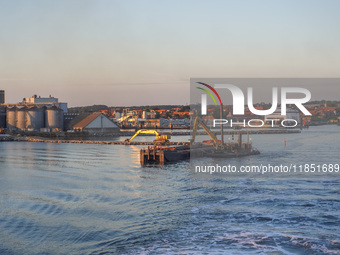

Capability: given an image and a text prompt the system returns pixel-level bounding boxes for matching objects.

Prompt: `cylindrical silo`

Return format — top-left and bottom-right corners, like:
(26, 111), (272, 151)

(45, 106), (63, 130)
(26, 106), (45, 131)
(0, 107), (6, 128)
(16, 107), (26, 130)
(6, 107), (17, 130)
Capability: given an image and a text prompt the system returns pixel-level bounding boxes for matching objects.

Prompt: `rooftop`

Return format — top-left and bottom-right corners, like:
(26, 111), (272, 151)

(73, 112), (102, 129)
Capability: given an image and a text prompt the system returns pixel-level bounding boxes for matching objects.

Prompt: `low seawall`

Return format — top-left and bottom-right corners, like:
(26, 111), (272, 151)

(0, 135), (14, 142)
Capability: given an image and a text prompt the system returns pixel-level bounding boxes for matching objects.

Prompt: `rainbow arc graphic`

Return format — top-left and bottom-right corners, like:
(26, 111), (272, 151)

(196, 82), (222, 106)
(195, 82), (224, 144)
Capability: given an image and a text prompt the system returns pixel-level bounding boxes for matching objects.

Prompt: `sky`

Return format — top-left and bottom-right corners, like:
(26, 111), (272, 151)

(0, 0), (339, 107)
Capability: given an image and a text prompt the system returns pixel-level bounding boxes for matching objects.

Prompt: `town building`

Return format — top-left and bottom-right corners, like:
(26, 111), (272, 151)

(264, 108), (300, 125)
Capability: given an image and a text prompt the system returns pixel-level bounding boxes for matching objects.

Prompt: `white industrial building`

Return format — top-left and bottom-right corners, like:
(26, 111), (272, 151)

(23, 95), (68, 112)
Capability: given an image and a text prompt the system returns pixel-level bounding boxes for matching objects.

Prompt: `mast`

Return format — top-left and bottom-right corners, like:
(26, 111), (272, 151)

(220, 104), (224, 146)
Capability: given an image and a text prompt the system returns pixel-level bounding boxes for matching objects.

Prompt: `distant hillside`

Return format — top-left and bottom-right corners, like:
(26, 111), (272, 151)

(68, 104), (188, 113)
(68, 105), (109, 113)
(67, 101), (340, 113)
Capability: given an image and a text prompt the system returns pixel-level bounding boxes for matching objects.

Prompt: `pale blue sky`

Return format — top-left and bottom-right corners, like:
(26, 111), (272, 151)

(0, 0), (339, 106)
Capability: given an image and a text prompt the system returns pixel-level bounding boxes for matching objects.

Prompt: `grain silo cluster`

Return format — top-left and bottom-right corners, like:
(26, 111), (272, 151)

(4, 106), (64, 131)
(0, 93), (67, 132)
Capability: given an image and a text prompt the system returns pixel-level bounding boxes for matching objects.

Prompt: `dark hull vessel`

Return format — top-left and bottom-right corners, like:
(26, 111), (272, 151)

(140, 143), (259, 165)
(190, 143), (260, 159)
(164, 149), (190, 162)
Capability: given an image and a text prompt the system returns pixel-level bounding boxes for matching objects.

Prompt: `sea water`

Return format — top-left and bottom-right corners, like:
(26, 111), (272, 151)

(0, 126), (339, 254)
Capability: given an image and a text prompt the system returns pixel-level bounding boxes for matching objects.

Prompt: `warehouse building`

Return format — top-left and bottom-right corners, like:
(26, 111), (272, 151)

(73, 112), (120, 134)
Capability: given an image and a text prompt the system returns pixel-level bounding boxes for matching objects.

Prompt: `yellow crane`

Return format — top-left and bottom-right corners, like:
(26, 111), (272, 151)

(191, 116), (220, 148)
(125, 130), (171, 145)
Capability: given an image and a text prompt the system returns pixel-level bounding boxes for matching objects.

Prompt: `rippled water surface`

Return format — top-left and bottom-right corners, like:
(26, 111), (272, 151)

(0, 126), (339, 254)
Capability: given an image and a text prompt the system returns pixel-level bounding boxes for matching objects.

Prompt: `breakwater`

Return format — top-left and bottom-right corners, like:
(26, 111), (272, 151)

(22, 136), (189, 146)
(0, 128), (300, 144)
